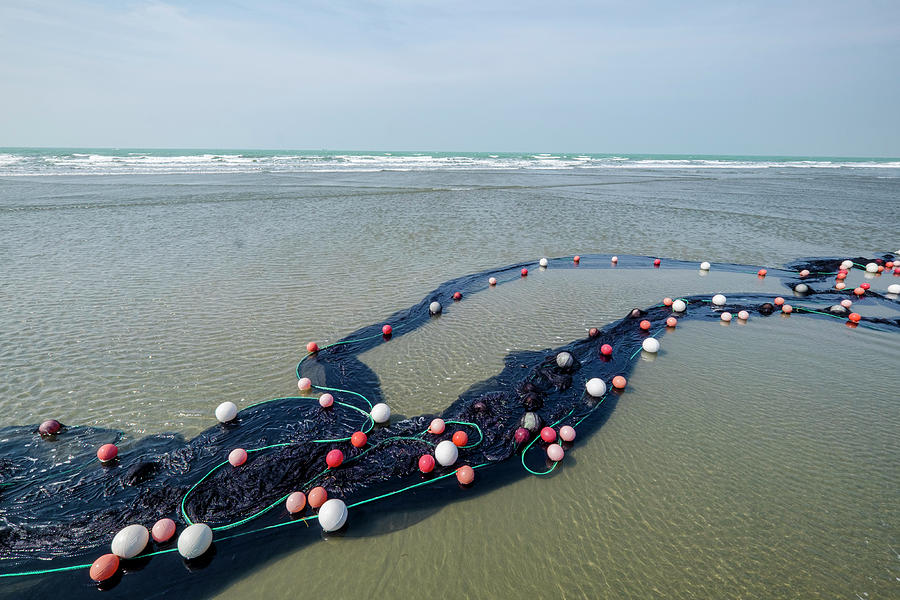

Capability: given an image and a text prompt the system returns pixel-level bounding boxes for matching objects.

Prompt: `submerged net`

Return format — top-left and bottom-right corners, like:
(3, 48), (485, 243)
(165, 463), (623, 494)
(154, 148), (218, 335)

(0, 253), (897, 595)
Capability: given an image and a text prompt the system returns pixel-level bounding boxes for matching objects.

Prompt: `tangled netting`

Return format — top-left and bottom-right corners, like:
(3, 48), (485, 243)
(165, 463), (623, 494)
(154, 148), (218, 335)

(1, 253), (898, 598)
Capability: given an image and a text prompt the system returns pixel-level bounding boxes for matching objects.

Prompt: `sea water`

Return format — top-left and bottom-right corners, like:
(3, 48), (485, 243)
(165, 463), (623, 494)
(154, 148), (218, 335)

(0, 150), (897, 598)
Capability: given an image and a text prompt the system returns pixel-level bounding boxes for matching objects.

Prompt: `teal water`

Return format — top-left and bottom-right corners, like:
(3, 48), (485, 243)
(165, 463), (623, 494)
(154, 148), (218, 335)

(0, 159), (898, 598)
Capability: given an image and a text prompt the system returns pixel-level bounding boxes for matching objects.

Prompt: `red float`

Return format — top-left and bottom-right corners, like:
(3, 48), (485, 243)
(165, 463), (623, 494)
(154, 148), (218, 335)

(848, 312), (861, 323)
(89, 554), (119, 583)
(600, 344), (613, 356)
(456, 465), (475, 485)
(326, 449), (344, 468)
(97, 443), (118, 463)
(540, 427), (557, 443)
(350, 431), (367, 448)
(418, 454), (435, 473)
(382, 324), (392, 336)
(306, 341), (319, 353)
(521, 268), (528, 276)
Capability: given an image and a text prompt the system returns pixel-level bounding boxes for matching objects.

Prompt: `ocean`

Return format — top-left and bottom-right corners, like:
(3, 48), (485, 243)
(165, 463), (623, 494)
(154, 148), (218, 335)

(0, 149), (898, 599)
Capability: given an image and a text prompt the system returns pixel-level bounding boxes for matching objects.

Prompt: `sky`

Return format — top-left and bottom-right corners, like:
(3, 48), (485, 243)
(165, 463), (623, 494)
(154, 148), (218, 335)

(1, 0), (898, 156)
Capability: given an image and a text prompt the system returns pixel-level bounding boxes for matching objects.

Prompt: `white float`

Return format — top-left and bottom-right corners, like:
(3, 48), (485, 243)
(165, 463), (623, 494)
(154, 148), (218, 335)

(177, 523), (213, 560)
(888, 284), (900, 294)
(711, 294), (726, 306)
(556, 352), (574, 369)
(642, 338), (660, 353)
(865, 262), (878, 273)
(738, 310), (750, 320)
(215, 401), (238, 423)
(429, 301), (442, 315)
(672, 299), (687, 312)
(539, 258), (549, 267)
(111, 524), (149, 559)
(585, 378), (607, 397)
(370, 403), (391, 424)
(700, 261), (711, 270)
(434, 440), (458, 466)
(794, 283), (809, 294)
(840, 260), (854, 270)
(721, 312), (732, 322)
(318, 499), (348, 532)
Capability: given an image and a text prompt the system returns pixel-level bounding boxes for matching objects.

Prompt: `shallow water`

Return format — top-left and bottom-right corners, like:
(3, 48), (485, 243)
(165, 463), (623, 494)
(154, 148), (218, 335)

(1, 166), (898, 598)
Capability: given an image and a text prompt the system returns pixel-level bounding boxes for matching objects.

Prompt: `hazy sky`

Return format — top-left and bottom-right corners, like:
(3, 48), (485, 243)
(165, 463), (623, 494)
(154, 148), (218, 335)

(1, 0), (898, 155)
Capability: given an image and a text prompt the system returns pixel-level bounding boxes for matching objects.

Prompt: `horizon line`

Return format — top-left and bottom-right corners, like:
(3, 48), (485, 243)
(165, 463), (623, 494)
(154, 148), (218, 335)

(2, 147), (899, 161)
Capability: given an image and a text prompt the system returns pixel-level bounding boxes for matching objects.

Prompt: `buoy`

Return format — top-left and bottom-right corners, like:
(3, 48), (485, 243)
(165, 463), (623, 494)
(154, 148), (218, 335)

(351, 431), (367, 448)
(829, 305), (847, 314)
(326, 449), (344, 468)
(558, 426), (576, 443)
(215, 401), (238, 423)
(840, 260), (853, 270)
(547, 444), (564, 462)
(428, 418), (445, 434)
(721, 312), (732, 322)
(799, 269), (810, 277)
(738, 310), (750, 320)
(666, 316), (677, 327)
(758, 269), (767, 277)
(888, 283), (900, 294)
(539, 258), (549, 267)
(89, 554), (119, 583)
(866, 262), (878, 273)
(456, 465), (475, 485)
(520, 412), (542, 433)
(540, 427), (556, 443)
(489, 277), (497, 286)
(452, 431), (468, 447)
(836, 272), (847, 280)
(151, 518), (176, 543)
(382, 324), (392, 336)
(97, 443), (118, 463)
(573, 255), (580, 263)
(860, 282), (871, 290)
(453, 291), (462, 301)
(514, 428), (530, 444)
(612, 375), (627, 389)
(794, 283), (809, 294)
(672, 299), (687, 312)
(297, 378), (312, 392)
(663, 297), (673, 306)
(111, 524), (149, 559)
(435, 440), (458, 466)
(228, 448), (248, 467)
(177, 523), (212, 560)
(308, 486), (328, 509)
(585, 378), (607, 397)
(841, 299), (853, 308)
(835, 282), (846, 290)
(600, 344), (613, 356)
(712, 294), (726, 306)
(429, 301), (442, 315)
(774, 297), (785, 306)
(853, 287), (865, 296)
(639, 320), (651, 331)
(418, 454), (435, 473)
(39, 419), (61, 436)
(642, 338), (660, 353)
(782, 304), (793, 314)
(589, 327), (599, 338)
(878, 265), (885, 273)
(306, 342), (319, 353)
(653, 259), (661, 266)
(521, 268), (528, 276)
(611, 256), (618, 263)
(848, 312), (861, 323)
(887, 261), (895, 269)
(317, 393), (334, 408)
(556, 351), (574, 369)
(286, 491), (307, 514)
(700, 261), (711, 270)
(370, 403), (391, 424)
(318, 499), (348, 532)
